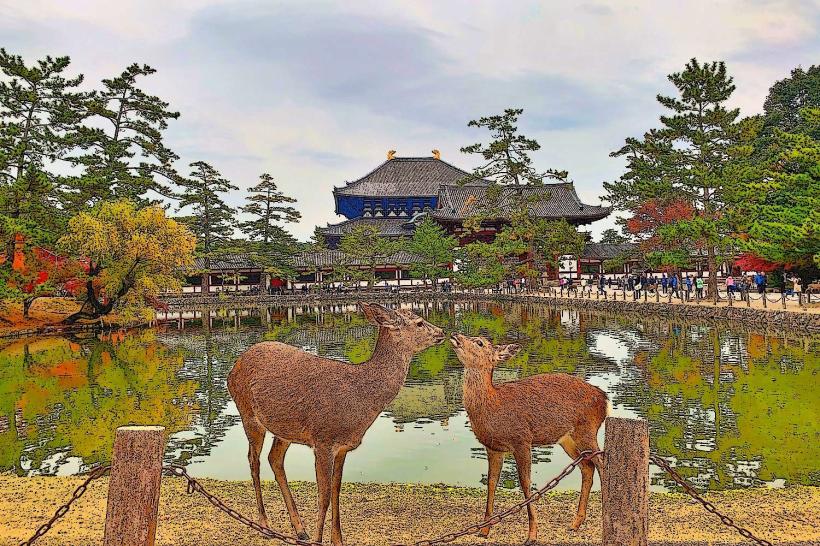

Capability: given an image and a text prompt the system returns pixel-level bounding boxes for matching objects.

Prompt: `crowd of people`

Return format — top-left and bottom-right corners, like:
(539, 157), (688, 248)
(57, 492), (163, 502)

(557, 271), (781, 301)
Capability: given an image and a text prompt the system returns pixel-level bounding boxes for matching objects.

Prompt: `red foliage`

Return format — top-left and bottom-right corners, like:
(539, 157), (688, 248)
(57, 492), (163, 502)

(626, 199), (695, 235)
(734, 253), (783, 272)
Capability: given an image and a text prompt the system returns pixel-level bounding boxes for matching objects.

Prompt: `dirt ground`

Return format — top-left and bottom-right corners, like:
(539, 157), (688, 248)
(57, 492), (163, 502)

(0, 298), (121, 337)
(1, 476), (817, 545)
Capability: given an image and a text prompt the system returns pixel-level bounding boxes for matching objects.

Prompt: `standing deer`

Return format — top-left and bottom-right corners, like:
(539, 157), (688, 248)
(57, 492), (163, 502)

(450, 333), (608, 544)
(228, 303), (445, 546)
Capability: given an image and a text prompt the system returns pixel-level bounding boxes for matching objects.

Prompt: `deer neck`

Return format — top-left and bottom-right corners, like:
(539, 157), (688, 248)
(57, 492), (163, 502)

(462, 367), (497, 411)
(363, 328), (414, 386)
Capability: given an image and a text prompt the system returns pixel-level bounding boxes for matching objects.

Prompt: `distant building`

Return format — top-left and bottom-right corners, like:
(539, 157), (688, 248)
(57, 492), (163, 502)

(321, 151), (610, 248)
(181, 151), (614, 291)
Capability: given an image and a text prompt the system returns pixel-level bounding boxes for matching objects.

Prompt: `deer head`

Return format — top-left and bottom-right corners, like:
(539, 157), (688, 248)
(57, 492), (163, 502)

(449, 333), (520, 370)
(359, 302), (446, 350)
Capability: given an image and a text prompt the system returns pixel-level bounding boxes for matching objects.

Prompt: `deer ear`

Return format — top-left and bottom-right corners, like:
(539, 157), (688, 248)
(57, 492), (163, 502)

(359, 302), (398, 327)
(495, 344), (521, 362)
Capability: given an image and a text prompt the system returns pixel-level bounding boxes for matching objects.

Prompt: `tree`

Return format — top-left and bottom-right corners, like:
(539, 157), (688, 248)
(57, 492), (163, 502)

(66, 64), (180, 209)
(408, 217), (457, 289)
(57, 201), (196, 323)
(236, 173), (300, 286)
(599, 228), (630, 245)
(0, 50), (85, 249)
(338, 225), (399, 288)
(461, 108), (566, 187)
(761, 65), (820, 139)
(238, 174), (300, 242)
(308, 225), (328, 250)
(605, 59), (743, 296)
(738, 108), (820, 271)
(176, 161), (237, 291)
(455, 240), (508, 289)
(531, 218), (587, 275)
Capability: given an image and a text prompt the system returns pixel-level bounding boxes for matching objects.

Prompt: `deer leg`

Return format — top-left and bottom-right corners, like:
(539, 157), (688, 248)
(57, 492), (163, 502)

(243, 421), (269, 527)
(330, 447), (349, 546)
(512, 444), (536, 545)
(313, 444), (334, 543)
(268, 437), (308, 540)
(478, 448), (503, 538)
(559, 434), (597, 531)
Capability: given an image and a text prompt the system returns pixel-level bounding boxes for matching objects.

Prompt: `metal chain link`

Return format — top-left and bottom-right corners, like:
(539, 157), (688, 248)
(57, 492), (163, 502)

(650, 454), (773, 546)
(390, 449), (603, 546)
(163, 464), (323, 546)
(18, 464), (111, 546)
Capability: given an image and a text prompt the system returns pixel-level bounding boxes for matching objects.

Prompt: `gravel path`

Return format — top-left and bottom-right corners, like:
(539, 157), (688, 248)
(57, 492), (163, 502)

(1, 477), (817, 545)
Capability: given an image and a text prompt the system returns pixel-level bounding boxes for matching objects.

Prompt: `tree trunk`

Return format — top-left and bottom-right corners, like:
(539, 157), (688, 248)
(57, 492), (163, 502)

(707, 246), (718, 302)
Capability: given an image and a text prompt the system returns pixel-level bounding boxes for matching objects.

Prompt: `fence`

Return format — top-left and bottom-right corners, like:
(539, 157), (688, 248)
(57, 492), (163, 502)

(19, 418), (773, 546)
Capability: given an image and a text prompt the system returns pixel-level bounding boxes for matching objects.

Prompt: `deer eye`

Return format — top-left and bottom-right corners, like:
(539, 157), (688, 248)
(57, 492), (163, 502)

(416, 322), (424, 328)
(477, 340), (484, 347)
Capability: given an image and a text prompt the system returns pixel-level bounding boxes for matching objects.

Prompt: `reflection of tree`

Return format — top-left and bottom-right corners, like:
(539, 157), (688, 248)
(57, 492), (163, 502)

(0, 332), (197, 475)
(613, 330), (819, 490)
(162, 324), (249, 465)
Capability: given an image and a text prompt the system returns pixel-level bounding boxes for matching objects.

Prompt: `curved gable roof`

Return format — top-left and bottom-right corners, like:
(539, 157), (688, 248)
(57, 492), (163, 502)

(333, 156), (487, 197)
(432, 182), (610, 223)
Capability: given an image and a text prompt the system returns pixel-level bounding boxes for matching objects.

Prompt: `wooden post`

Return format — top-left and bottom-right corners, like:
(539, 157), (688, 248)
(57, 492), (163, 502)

(104, 426), (166, 546)
(602, 417), (649, 546)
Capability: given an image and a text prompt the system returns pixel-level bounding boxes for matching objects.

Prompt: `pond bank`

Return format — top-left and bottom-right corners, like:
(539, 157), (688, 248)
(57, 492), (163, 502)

(1, 476), (816, 545)
(0, 299), (125, 339)
(161, 291), (820, 332)
(3, 289), (818, 339)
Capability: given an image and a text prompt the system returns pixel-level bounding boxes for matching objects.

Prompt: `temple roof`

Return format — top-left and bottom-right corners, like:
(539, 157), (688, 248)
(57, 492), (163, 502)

(333, 156), (486, 197)
(192, 254), (260, 271)
(319, 217), (416, 238)
(292, 249), (424, 269)
(581, 242), (638, 260)
(431, 182), (610, 223)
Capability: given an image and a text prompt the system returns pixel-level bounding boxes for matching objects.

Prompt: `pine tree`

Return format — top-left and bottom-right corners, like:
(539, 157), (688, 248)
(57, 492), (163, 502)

(237, 174), (300, 242)
(338, 225), (399, 289)
(408, 217), (457, 289)
(741, 107), (820, 272)
(0, 49), (86, 243)
(176, 161), (237, 290)
(599, 228), (630, 244)
(605, 59), (742, 297)
(461, 108), (567, 187)
(66, 63), (180, 209)
(236, 174), (300, 287)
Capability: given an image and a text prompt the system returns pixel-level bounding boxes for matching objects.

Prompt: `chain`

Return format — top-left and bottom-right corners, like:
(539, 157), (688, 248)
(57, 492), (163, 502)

(18, 464), (111, 546)
(162, 464), (323, 546)
(649, 455), (773, 546)
(15, 453), (774, 546)
(390, 449), (603, 546)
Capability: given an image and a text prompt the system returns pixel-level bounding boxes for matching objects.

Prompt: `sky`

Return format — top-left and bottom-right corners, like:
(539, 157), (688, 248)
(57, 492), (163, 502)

(2, 0), (819, 240)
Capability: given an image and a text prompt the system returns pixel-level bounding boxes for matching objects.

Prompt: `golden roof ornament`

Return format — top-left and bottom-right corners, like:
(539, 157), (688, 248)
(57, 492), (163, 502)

(387, 149), (396, 160)
(432, 149), (441, 160)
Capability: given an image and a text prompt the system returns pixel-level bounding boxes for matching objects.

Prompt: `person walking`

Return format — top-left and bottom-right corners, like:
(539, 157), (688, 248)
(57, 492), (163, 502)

(598, 274), (606, 296)
(792, 275), (802, 298)
(685, 275), (693, 297)
(695, 275), (704, 299)
(670, 274), (679, 298)
(661, 274), (668, 294)
(726, 275), (735, 295)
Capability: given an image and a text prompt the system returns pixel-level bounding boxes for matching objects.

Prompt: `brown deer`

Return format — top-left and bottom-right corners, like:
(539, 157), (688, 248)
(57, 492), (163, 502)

(227, 303), (445, 546)
(450, 333), (608, 544)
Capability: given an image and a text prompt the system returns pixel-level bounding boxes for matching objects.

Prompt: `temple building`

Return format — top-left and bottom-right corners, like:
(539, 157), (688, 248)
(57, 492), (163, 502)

(319, 150), (610, 248)
(180, 151), (614, 292)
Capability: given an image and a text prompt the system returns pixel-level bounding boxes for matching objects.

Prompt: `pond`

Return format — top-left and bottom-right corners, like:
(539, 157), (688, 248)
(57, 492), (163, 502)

(0, 302), (817, 493)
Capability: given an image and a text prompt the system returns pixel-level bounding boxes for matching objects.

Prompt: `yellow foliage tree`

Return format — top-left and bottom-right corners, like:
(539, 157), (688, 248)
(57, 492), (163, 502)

(58, 201), (196, 323)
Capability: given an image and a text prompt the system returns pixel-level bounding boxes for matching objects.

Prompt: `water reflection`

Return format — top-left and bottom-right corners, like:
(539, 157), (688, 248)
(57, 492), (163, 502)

(0, 302), (817, 492)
